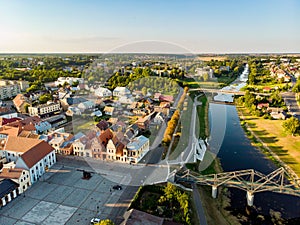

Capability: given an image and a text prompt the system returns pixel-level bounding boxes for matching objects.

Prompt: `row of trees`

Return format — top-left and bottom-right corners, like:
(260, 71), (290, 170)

(162, 87), (188, 144)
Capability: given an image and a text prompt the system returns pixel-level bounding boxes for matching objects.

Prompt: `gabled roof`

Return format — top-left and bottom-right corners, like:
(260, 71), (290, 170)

(0, 168), (24, 180)
(13, 94), (29, 108)
(111, 135), (125, 156)
(0, 117), (22, 126)
(4, 136), (54, 168)
(99, 129), (113, 147)
(96, 120), (109, 130)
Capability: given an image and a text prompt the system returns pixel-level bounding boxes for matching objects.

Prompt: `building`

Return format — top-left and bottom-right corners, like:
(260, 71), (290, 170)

(113, 87), (131, 97)
(0, 80), (21, 100)
(0, 179), (19, 207)
(77, 100), (95, 112)
(48, 131), (73, 153)
(2, 136), (56, 183)
(13, 94), (31, 113)
(125, 135), (149, 164)
(0, 167), (31, 194)
(94, 87), (112, 98)
(35, 121), (51, 134)
(104, 106), (115, 116)
(28, 102), (61, 117)
(72, 135), (93, 157)
(55, 77), (84, 86)
(106, 135), (126, 162)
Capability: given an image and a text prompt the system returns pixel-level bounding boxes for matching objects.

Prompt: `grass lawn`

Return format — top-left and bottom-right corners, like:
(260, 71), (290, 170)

(237, 106), (300, 176)
(73, 117), (97, 133)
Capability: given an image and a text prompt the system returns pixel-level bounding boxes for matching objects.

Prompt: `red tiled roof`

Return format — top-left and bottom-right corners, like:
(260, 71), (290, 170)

(99, 129), (113, 147)
(13, 94), (28, 108)
(0, 168), (24, 179)
(20, 141), (54, 168)
(0, 117), (22, 126)
(4, 136), (54, 168)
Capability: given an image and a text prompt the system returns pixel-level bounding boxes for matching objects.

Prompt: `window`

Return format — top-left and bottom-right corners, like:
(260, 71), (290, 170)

(7, 153), (10, 156)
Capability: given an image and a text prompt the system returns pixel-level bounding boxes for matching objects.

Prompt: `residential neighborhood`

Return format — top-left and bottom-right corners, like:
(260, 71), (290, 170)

(0, 69), (178, 214)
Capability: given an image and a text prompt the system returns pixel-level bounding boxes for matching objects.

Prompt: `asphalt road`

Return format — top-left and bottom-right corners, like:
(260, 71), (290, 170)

(282, 91), (300, 120)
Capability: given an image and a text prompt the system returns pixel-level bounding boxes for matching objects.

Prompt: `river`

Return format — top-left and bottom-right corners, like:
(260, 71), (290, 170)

(208, 101), (300, 222)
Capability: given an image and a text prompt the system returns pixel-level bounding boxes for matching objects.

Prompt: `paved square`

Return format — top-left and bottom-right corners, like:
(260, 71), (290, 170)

(0, 164), (127, 225)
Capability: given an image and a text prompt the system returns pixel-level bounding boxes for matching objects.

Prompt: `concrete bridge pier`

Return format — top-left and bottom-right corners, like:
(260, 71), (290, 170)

(246, 191), (254, 206)
(212, 185), (218, 198)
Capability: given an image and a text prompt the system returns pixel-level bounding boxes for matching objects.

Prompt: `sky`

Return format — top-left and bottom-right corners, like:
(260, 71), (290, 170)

(0, 0), (299, 53)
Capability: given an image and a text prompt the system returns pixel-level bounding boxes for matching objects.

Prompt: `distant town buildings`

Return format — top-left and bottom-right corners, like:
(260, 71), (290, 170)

(0, 80), (29, 100)
(55, 77), (84, 87)
(28, 102), (61, 117)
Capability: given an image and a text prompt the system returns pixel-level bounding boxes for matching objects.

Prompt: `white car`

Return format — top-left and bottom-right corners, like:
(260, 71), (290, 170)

(91, 217), (101, 224)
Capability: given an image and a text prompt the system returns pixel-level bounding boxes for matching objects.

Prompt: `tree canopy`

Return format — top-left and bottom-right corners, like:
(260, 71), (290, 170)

(282, 117), (300, 136)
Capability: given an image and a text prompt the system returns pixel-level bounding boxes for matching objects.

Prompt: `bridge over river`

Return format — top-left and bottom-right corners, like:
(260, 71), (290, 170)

(171, 167), (300, 206)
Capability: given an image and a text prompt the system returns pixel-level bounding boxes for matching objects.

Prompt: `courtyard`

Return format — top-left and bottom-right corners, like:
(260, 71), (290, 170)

(0, 163), (133, 225)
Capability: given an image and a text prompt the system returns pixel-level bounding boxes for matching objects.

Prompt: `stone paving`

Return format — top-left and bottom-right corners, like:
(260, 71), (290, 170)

(0, 164), (125, 225)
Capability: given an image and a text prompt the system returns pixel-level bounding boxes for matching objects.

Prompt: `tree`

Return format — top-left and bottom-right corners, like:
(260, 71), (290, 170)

(141, 87), (147, 96)
(202, 73), (209, 82)
(39, 93), (52, 104)
(282, 117), (300, 136)
(95, 219), (115, 225)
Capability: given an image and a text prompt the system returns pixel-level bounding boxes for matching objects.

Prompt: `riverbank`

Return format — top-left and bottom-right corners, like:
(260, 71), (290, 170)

(236, 105), (300, 178)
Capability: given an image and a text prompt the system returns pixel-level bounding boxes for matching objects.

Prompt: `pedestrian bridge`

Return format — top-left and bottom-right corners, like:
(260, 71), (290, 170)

(172, 167), (300, 206)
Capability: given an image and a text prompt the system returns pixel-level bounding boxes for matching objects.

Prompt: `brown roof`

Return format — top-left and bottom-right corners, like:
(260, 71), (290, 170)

(20, 141), (54, 168)
(0, 117), (22, 126)
(5, 116), (40, 132)
(0, 126), (21, 137)
(96, 120), (109, 130)
(4, 136), (54, 168)
(13, 94), (28, 108)
(0, 168), (24, 180)
(99, 129), (113, 147)
(3, 136), (50, 154)
(123, 209), (164, 225)
(112, 135), (125, 156)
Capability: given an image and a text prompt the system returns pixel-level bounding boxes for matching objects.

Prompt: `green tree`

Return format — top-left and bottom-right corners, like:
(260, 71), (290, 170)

(95, 219), (115, 225)
(141, 87), (147, 96)
(39, 93), (52, 104)
(282, 117), (300, 136)
(202, 73), (209, 82)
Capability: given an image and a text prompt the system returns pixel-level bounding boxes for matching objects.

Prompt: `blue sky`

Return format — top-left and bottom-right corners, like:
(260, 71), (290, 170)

(0, 0), (299, 53)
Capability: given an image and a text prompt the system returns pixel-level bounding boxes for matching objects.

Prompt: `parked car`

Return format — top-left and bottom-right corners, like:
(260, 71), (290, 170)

(112, 185), (122, 190)
(91, 217), (100, 224)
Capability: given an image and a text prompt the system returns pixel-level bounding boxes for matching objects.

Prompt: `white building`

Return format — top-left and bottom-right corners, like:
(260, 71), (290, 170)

(72, 136), (92, 157)
(94, 87), (112, 98)
(126, 135), (149, 164)
(0, 166), (31, 194)
(113, 87), (131, 97)
(77, 100), (95, 112)
(2, 136), (56, 184)
(0, 80), (21, 100)
(28, 102), (61, 117)
(55, 77), (84, 86)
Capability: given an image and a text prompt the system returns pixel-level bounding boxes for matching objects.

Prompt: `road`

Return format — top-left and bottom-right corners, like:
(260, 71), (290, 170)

(282, 92), (300, 120)
(192, 184), (208, 225)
